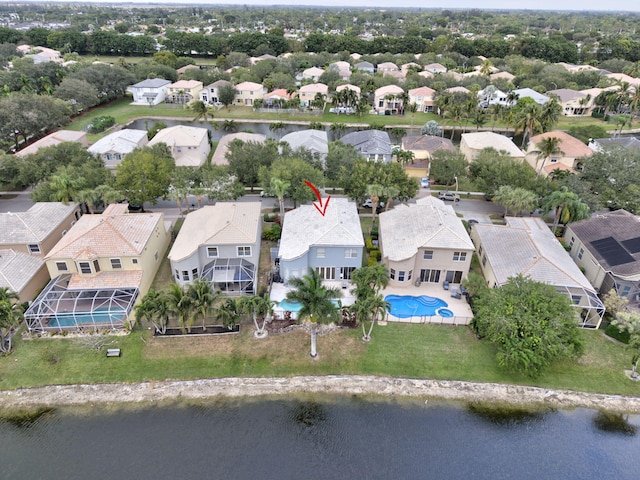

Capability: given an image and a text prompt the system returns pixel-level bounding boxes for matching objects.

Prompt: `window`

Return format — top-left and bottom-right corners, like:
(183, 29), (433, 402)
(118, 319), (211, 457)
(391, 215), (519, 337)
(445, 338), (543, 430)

(28, 244), (41, 254)
(341, 267), (355, 280)
(182, 270), (189, 281)
(408, 270), (412, 281)
(317, 248), (326, 258)
(78, 262), (92, 274)
(316, 266), (336, 280)
(453, 251), (467, 262)
(110, 258), (122, 269)
(569, 236), (575, 248)
(390, 268), (396, 280)
(423, 250), (434, 260)
(420, 269), (440, 283)
(175, 269), (180, 280)
(192, 268), (198, 279)
(132, 258), (138, 264)
(56, 261), (68, 272)
(621, 285), (632, 297)
(477, 245), (483, 257)
(398, 271), (406, 282)
(237, 246), (251, 257)
(482, 255), (487, 267)
(207, 247), (219, 258)
(93, 259), (101, 273)
(578, 248), (584, 260)
(344, 248), (358, 258)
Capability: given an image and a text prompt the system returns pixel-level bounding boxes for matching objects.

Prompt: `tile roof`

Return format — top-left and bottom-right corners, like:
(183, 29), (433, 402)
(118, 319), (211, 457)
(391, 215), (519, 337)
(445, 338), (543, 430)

(547, 88), (585, 102)
(379, 197), (474, 262)
(529, 131), (593, 158)
(45, 209), (163, 260)
(375, 85), (404, 96)
(462, 132), (524, 158)
(341, 130), (392, 156)
(235, 81), (264, 91)
(148, 125), (208, 149)
(279, 198), (364, 261)
(336, 84), (361, 94)
(67, 270), (143, 290)
(592, 137), (640, 150)
(0, 249), (45, 293)
(168, 202), (262, 262)
(474, 217), (595, 290)
(401, 135), (456, 154)
(88, 129), (148, 157)
(568, 210), (640, 276)
(169, 80), (202, 90)
(132, 78), (171, 88)
(280, 130), (328, 157)
(0, 202), (78, 245)
(211, 132), (266, 166)
(299, 83), (328, 94)
(15, 130), (87, 157)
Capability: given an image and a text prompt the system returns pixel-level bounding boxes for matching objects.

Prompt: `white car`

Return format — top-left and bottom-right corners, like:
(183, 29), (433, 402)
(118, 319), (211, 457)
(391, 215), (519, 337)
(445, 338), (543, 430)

(362, 199), (385, 208)
(421, 178), (430, 188)
(438, 191), (460, 202)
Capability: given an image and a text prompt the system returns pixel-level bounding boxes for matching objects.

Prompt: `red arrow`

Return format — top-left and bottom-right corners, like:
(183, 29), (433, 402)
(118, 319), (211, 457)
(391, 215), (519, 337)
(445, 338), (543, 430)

(304, 180), (331, 217)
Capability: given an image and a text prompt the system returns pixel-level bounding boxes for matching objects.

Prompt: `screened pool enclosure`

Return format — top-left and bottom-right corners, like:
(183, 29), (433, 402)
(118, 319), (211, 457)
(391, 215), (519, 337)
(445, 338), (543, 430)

(200, 258), (255, 295)
(25, 275), (139, 333)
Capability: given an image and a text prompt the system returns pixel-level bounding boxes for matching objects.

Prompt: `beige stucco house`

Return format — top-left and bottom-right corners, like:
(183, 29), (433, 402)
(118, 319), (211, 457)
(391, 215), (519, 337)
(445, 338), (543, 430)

(374, 85), (404, 114)
(472, 217), (604, 328)
(379, 196), (474, 289)
(15, 130), (88, 157)
(408, 86), (436, 112)
(165, 80), (203, 105)
(148, 125), (210, 167)
(547, 88), (592, 116)
(211, 132), (266, 167)
(525, 131), (593, 176)
(25, 204), (171, 332)
(460, 132), (525, 162)
(168, 202), (262, 295)
(233, 81), (265, 106)
(298, 83), (328, 107)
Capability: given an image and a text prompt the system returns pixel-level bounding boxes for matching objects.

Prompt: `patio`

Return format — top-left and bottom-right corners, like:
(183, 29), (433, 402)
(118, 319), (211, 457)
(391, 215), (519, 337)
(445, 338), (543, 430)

(381, 281), (474, 325)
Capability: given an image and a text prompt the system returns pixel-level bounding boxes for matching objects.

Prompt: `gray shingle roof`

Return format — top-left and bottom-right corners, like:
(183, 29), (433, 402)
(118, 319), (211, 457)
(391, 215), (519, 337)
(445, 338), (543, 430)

(132, 78), (172, 88)
(341, 130), (392, 156)
(0, 249), (44, 294)
(0, 203), (78, 245)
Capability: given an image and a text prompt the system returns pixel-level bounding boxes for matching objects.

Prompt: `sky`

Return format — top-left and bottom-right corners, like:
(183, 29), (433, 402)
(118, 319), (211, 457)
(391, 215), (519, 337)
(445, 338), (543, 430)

(66, 1), (640, 13)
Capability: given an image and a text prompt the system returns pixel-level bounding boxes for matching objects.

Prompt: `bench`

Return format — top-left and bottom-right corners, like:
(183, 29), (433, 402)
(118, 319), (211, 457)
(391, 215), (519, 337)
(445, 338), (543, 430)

(106, 348), (121, 357)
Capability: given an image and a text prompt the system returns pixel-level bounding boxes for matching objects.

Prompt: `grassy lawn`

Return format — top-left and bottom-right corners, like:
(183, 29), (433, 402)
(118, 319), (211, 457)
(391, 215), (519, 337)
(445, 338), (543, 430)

(1, 323), (639, 397)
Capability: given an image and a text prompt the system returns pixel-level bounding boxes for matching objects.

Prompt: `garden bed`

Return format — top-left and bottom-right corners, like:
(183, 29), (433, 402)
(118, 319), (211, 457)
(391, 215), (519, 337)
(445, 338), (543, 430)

(154, 325), (240, 337)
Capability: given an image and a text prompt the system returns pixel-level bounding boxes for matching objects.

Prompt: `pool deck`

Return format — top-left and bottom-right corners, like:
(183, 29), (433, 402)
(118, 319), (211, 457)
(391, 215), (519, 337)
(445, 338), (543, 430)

(381, 282), (474, 325)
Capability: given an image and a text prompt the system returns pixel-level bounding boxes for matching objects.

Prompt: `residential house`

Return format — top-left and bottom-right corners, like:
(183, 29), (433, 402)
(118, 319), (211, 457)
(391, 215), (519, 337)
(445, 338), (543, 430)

(25, 204), (171, 332)
(460, 132), (525, 162)
(263, 88), (294, 107)
(525, 131), (593, 176)
(335, 83), (361, 100)
(376, 62), (399, 73)
(130, 78), (171, 106)
(374, 85), (404, 114)
(423, 63), (447, 74)
(250, 54), (277, 64)
(444, 86), (470, 95)
(168, 202), (262, 295)
(566, 210), (640, 305)
(418, 71), (434, 80)
(280, 130), (328, 164)
(15, 130), (88, 157)
(233, 81), (265, 106)
(472, 217), (605, 328)
(341, 130), (393, 163)
(199, 79), (233, 105)
(329, 61), (351, 81)
(88, 129), (148, 170)
(298, 83), (328, 107)
(147, 125), (210, 167)
(408, 86), (436, 112)
(477, 87), (508, 107)
(16, 45), (62, 64)
(401, 62), (421, 74)
(490, 71), (516, 83)
(354, 61), (375, 73)
(511, 88), (549, 106)
(302, 66), (325, 82)
(547, 88), (591, 116)
(605, 72), (640, 88)
(400, 135), (457, 178)
(276, 198), (364, 284)
(588, 136), (640, 152)
(211, 133), (266, 167)
(379, 196), (474, 290)
(176, 64), (200, 76)
(0, 203), (81, 302)
(165, 80), (203, 105)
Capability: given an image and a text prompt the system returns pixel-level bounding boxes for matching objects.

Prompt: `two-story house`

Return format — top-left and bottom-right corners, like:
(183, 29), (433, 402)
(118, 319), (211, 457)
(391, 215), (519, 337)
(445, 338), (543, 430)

(147, 125), (210, 167)
(277, 198), (364, 284)
(374, 85), (404, 114)
(199, 79), (233, 105)
(340, 130), (393, 163)
(408, 86), (436, 112)
(298, 83), (328, 107)
(130, 78), (172, 106)
(25, 204), (170, 332)
(88, 129), (148, 170)
(460, 132), (525, 162)
(165, 80), (203, 105)
(168, 202), (262, 295)
(234, 81), (265, 106)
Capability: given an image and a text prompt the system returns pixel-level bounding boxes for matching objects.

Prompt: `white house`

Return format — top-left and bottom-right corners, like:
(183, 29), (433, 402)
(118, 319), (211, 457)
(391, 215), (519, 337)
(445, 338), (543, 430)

(130, 78), (172, 106)
(88, 129), (148, 170)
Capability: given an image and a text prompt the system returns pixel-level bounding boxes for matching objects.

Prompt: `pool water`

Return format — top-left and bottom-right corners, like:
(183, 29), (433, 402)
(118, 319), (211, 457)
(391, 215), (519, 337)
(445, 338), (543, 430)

(385, 295), (452, 318)
(48, 308), (126, 328)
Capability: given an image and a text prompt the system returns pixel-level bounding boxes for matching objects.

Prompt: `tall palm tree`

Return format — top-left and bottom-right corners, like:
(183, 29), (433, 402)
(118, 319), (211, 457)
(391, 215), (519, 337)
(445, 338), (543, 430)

(94, 184), (122, 208)
(187, 278), (218, 331)
(358, 294), (390, 342)
(351, 264), (390, 298)
(49, 172), (84, 204)
(543, 186), (590, 234)
(269, 121), (286, 139)
(286, 269), (342, 358)
(75, 188), (100, 214)
(329, 122), (347, 140)
(540, 98), (563, 132)
(270, 177), (290, 224)
(222, 120), (238, 132)
(366, 183), (385, 231)
(191, 100), (210, 122)
(167, 284), (193, 333)
(513, 102), (543, 148)
(239, 294), (274, 338)
(0, 287), (23, 354)
(535, 136), (564, 176)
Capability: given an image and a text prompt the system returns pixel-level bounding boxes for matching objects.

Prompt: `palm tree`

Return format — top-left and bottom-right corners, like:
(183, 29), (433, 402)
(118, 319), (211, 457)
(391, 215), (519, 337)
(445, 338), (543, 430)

(239, 294), (274, 338)
(479, 59), (493, 76)
(355, 97), (370, 117)
(492, 185), (538, 216)
(269, 121), (286, 139)
(535, 136), (564, 176)
(216, 298), (240, 330)
(0, 287), (24, 355)
(49, 172), (84, 204)
(513, 102), (543, 148)
(270, 177), (290, 224)
(445, 104), (464, 140)
(187, 278), (218, 331)
(94, 184), (122, 208)
(383, 185), (400, 212)
(488, 103), (504, 131)
(167, 284), (193, 333)
(286, 269), (342, 358)
(329, 122), (347, 140)
(191, 100), (210, 122)
(356, 294), (390, 342)
(75, 188), (100, 214)
(366, 183), (385, 231)
(543, 186), (590, 235)
(222, 120), (238, 132)
(351, 264), (390, 298)
(135, 289), (169, 334)
(540, 98), (563, 132)
(407, 102), (418, 126)
(471, 108), (488, 131)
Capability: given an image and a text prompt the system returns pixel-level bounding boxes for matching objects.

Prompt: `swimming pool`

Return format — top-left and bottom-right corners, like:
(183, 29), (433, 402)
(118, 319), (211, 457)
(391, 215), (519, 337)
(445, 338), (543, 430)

(384, 295), (453, 319)
(48, 308), (126, 328)
(278, 299), (341, 312)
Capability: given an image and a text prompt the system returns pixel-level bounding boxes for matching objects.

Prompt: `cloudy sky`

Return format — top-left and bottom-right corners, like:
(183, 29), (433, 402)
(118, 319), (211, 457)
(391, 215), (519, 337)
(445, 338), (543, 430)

(86, 1), (639, 13)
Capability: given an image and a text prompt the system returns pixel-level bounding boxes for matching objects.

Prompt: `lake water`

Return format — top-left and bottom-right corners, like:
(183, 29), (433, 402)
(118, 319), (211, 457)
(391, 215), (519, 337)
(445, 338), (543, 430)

(1, 395), (639, 479)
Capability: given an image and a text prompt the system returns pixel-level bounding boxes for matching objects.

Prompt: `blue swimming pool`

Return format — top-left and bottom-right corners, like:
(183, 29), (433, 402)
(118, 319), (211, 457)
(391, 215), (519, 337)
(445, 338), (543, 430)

(48, 308), (126, 328)
(385, 295), (452, 318)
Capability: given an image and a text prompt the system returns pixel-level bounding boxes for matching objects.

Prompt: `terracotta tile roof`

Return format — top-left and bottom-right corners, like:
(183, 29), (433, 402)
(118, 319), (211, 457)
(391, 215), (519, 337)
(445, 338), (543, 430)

(530, 131), (593, 158)
(67, 270), (143, 290)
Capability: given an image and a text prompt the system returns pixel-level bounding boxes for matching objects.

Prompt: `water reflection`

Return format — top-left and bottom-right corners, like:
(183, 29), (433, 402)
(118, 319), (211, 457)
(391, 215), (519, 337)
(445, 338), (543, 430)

(593, 411), (638, 436)
(0, 406), (55, 429)
(291, 400), (327, 428)
(466, 401), (549, 426)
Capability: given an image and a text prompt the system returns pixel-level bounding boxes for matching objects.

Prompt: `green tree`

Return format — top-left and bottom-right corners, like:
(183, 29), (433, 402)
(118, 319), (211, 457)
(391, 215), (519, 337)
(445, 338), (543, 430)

(542, 186), (590, 234)
(472, 275), (584, 377)
(0, 287), (24, 355)
(492, 185), (538, 216)
(187, 278), (219, 331)
(190, 100), (210, 122)
(226, 139), (280, 190)
(611, 311), (640, 379)
(534, 136), (564, 176)
(468, 148), (536, 195)
(239, 294), (274, 338)
(49, 170), (85, 204)
(286, 269), (342, 358)
(114, 144), (175, 211)
(324, 141), (360, 182)
(166, 283), (193, 333)
(341, 158), (418, 206)
(260, 156), (324, 207)
(428, 150), (468, 188)
(135, 289), (170, 335)
(218, 83), (237, 109)
(216, 298), (241, 330)
(270, 177), (290, 223)
(512, 102), (543, 148)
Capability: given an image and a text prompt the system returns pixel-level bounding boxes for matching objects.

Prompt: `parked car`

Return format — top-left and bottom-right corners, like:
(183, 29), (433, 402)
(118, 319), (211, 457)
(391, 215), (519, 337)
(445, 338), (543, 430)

(362, 199), (385, 208)
(421, 178), (430, 188)
(438, 191), (460, 202)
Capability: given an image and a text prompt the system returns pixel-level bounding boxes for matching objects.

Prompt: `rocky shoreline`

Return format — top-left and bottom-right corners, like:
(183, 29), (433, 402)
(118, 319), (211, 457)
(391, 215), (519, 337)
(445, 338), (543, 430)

(2, 375), (640, 413)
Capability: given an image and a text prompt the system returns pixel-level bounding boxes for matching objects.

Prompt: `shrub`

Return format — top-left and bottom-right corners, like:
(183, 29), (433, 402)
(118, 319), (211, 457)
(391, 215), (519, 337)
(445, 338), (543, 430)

(605, 323), (630, 344)
(264, 213), (274, 222)
(365, 236), (374, 251)
(88, 116), (116, 134)
(262, 224), (282, 241)
(367, 256), (379, 266)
